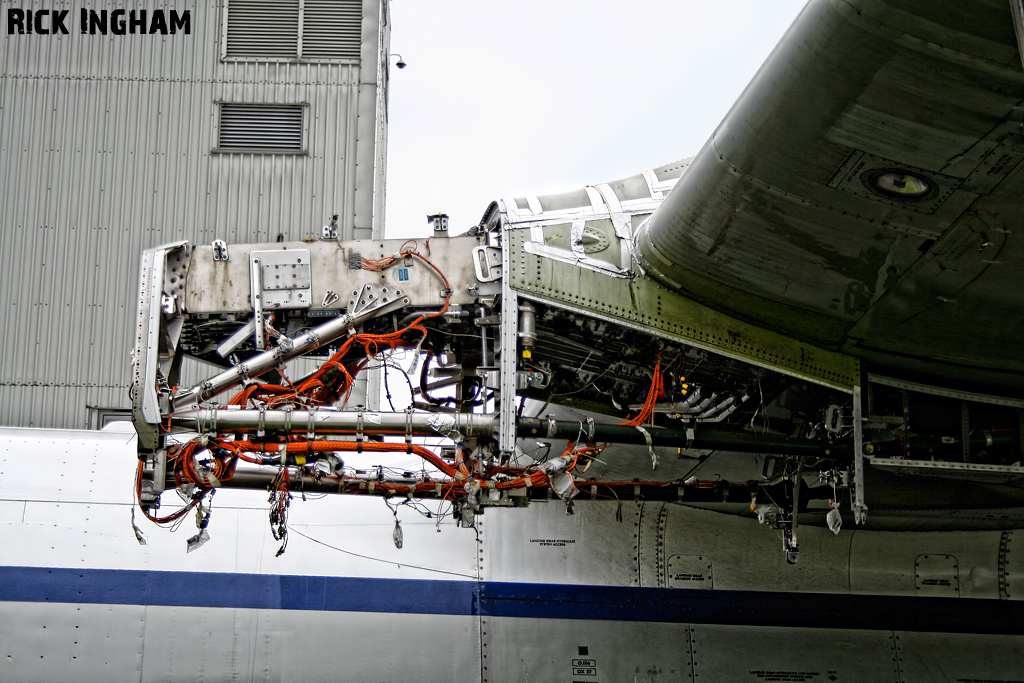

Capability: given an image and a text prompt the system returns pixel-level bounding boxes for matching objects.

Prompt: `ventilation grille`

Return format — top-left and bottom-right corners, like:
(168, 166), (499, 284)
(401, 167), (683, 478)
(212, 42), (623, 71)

(303, 0), (362, 60)
(225, 0), (300, 59)
(224, 0), (362, 62)
(217, 104), (305, 153)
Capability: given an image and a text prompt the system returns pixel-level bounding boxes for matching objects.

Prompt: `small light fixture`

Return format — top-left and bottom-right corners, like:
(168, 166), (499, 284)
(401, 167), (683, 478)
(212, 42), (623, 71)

(390, 53), (406, 69)
(865, 169), (933, 199)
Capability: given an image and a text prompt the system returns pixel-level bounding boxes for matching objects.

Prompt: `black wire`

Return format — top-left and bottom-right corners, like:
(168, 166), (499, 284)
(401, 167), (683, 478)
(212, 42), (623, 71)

(383, 361), (396, 411)
(290, 527), (476, 579)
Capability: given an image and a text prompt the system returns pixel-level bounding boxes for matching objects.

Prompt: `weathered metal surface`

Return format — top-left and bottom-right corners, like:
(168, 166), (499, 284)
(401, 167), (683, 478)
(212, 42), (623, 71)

(184, 237), (478, 313)
(0, 1), (390, 428)
(636, 0), (1024, 394)
(508, 227), (861, 391)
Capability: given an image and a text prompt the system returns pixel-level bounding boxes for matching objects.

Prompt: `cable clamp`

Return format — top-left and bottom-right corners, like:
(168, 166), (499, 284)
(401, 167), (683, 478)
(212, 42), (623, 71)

(686, 427), (695, 451)
(356, 409), (365, 453)
(307, 407), (316, 439)
(586, 417), (596, 445)
(208, 408), (219, 437)
(282, 405), (293, 434)
(257, 405), (267, 439)
(405, 407), (414, 453)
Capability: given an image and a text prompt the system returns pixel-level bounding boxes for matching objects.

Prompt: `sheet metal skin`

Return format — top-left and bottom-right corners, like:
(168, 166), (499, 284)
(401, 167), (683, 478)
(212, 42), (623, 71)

(184, 237), (480, 314)
(636, 0), (1024, 395)
(3, 427), (1023, 682)
(494, 162), (860, 391)
(0, 426), (482, 682)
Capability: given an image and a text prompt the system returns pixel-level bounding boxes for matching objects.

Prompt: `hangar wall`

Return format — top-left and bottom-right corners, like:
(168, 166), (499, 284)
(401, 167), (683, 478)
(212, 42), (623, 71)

(0, 0), (390, 427)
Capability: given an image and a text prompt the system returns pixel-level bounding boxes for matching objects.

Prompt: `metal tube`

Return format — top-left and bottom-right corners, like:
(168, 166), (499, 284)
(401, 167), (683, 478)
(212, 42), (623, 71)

(172, 295), (408, 410)
(516, 417), (850, 460)
(173, 409), (847, 459)
(173, 408), (496, 438)
(517, 301), (537, 349)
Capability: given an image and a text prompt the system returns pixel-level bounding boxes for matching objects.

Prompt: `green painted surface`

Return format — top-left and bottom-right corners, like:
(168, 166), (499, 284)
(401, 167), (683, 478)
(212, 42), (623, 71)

(507, 228), (859, 390)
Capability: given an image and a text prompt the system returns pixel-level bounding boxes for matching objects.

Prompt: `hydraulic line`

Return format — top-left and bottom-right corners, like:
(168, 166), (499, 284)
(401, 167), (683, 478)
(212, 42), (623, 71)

(172, 410), (847, 460)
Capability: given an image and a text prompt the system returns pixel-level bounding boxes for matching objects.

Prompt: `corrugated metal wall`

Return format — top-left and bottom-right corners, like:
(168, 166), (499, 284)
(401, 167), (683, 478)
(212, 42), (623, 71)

(0, 0), (388, 427)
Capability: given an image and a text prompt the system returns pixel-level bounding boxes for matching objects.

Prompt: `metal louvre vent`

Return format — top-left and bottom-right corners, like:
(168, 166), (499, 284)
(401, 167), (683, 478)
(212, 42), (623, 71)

(223, 0), (362, 62)
(217, 103), (305, 154)
(225, 0), (300, 59)
(302, 0), (362, 60)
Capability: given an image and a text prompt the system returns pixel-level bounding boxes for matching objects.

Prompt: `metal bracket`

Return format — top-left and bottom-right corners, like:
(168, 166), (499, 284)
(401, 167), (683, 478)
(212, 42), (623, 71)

(250, 256), (266, 351)
(473, 245), (503, 282)
(282, 405), (293, 434)
(348, 283), (402, 318)
(212, 239), (228, 261)
(405, 407), (414, 453)
(498, 236), (519, 453)
(852, 384), (868, 525)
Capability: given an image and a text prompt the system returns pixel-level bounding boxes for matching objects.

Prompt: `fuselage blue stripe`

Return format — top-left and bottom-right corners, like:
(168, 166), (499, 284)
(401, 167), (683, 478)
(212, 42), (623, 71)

(0, 566), (477, 615)
(1, 566), (1021, 635)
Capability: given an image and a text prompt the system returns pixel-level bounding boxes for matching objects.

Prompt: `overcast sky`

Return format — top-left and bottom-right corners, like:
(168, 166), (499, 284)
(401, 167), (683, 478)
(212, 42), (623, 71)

(383, 0), (808, 238)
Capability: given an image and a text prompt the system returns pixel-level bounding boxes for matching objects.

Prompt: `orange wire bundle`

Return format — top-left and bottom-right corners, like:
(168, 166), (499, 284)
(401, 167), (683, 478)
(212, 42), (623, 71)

(619, 360), (662, 427)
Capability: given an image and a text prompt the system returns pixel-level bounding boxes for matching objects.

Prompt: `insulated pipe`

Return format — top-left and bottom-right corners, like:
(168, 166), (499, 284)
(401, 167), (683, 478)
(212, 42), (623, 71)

(172, 295), (408, 410)
(517, 417), (850, 460)
(172, 408), (496, 438)
(174, 409), (846, 459)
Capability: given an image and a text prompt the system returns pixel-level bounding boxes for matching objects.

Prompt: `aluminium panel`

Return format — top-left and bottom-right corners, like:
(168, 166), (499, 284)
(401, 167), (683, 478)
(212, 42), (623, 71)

(506, 228), (860, 391)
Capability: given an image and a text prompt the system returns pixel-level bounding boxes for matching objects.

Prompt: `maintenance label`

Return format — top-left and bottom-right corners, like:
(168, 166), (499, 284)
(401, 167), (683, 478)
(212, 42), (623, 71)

(529, 538), (576, 548)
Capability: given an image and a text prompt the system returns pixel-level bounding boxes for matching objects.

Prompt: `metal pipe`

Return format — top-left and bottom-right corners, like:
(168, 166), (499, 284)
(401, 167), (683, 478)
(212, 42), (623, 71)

(516, 417), (850, 460)
(518, 301), (537, 350)
(200, 467), (769, 503)
(172, 408), (496, 438)
(173, 409), (847, 459)
(172, 295), (408, 410)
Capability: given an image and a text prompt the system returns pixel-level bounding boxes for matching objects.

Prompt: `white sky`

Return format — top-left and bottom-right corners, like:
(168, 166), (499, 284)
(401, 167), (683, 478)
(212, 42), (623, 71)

(383, 0), (808, 238)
